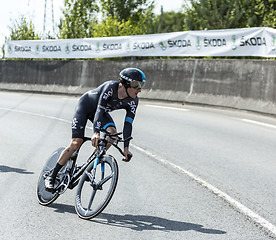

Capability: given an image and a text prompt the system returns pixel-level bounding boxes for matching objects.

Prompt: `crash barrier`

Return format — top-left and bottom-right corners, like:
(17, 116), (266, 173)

(0, 59), (275, 115)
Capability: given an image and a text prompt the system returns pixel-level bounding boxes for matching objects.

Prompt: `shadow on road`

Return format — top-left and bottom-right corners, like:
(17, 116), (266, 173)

(50, 203), (76, 214)
(0, 165), (34, 174)
(48, 203), (226, 234)
(93, 213), (227, 234)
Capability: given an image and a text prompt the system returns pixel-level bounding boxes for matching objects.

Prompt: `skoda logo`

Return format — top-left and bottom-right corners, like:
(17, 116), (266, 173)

(36, 45), (40, 54)
(65, 44), (70, 54)
(159, 41), (167, 50)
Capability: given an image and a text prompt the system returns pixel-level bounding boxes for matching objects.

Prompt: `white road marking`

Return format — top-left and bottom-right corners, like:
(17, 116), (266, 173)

(145, 104), (189, 111)
(131, 144), (276, 237)
(0, 107), (71, 123)
(1, 106), (276, 236)
(241, 119), (276, 129)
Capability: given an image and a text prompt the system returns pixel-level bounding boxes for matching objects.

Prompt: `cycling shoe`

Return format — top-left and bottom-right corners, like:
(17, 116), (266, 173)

(45, 175), (55, 192)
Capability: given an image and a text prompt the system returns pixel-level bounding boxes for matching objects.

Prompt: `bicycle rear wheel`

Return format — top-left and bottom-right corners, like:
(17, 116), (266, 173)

(75, 155), (118, 219)
(36, 147), (66, 205)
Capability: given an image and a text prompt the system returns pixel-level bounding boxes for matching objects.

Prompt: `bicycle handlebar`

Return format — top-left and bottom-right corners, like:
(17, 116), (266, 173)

(83, 128), (133, 158)
(102, 130), (133, 157)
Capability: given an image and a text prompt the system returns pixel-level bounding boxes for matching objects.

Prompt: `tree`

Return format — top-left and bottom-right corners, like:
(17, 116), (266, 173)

(154, 6), (186, 33)
(58, 0), (155, 39)
(94, 0), (155, 37)
(245, 0), (276, 28)
(261, 0), (276, 28)
(100, 0), (154, 23)
(93, 16), (144, 37)
(59, 0), (99, 39)
(184, 0), (252, 30)
(8, 15), (40, 40)
(184, 0), (276, 30)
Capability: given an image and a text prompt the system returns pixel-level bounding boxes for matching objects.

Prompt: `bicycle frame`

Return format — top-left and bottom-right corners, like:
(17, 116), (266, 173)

(65, 131), (130, 192)
(67, 137), (97, 190)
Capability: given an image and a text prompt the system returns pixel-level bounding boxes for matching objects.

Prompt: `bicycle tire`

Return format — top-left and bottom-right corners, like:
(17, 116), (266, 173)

(36, 147), (66, 206)
(75, 155), (118, 219)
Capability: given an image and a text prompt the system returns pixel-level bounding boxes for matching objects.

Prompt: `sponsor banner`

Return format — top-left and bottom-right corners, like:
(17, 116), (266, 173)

(5, 27), (276, 58)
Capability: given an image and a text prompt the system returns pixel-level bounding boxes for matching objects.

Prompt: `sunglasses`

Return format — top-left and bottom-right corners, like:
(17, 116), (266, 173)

(129, 80), (145, 89)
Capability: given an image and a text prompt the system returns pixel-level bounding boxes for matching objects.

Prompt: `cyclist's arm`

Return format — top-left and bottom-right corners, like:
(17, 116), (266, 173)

(123, 99), (138, 148)
(93, 83), (114, 133)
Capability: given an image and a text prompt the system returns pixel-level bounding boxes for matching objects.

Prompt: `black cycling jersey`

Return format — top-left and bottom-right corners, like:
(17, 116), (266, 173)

(72, 80), (138, 147)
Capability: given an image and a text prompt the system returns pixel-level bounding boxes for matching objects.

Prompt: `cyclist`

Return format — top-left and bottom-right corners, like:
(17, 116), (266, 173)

(45, 68), (146, 192)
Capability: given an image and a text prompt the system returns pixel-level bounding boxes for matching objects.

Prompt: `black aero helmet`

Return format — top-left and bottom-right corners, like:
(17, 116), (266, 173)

(119, 68), (146, 89)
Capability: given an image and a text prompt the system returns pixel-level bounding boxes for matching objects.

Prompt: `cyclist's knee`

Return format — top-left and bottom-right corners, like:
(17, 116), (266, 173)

(68, 138), (83, 152)
(106, 126), (116, 134)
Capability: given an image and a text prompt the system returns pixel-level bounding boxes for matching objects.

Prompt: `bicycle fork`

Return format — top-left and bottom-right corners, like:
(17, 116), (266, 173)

(84, 156), (105, 190)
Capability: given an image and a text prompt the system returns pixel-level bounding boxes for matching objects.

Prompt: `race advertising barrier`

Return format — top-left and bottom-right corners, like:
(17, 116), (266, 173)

(5, 27), (276, 58)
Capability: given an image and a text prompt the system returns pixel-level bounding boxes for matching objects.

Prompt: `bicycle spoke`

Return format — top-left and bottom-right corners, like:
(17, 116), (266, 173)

(75, 152), (119, 219)
(98, 173), (114, 187)
(87, 190), (97, 210)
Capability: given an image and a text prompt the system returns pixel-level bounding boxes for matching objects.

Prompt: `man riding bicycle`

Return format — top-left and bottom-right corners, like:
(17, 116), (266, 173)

(45, 68), (146, 192)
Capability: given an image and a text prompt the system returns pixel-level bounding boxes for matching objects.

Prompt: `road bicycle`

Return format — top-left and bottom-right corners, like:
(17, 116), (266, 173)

(36, 129), (131, 219)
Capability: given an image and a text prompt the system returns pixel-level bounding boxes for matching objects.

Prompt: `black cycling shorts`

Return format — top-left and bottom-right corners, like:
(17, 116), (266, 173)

(71, 94), (116, 139)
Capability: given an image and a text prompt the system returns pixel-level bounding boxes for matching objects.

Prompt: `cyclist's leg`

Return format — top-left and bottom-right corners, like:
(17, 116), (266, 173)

(57, 138), (83, 166)
(45, 138), (84, 190)
(58, 95), (90, 165)
(102, 113), (117, 150)
(45, 98), (88, 190)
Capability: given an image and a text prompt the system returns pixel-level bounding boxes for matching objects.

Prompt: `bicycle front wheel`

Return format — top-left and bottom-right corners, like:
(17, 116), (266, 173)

(75, 155), (118, 219)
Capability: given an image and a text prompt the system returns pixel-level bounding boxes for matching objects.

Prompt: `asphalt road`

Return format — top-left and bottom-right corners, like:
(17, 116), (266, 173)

(0, 91), (276, 240)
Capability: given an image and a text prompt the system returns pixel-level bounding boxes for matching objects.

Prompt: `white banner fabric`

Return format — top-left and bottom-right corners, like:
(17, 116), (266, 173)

(5, 27), (276, 58)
